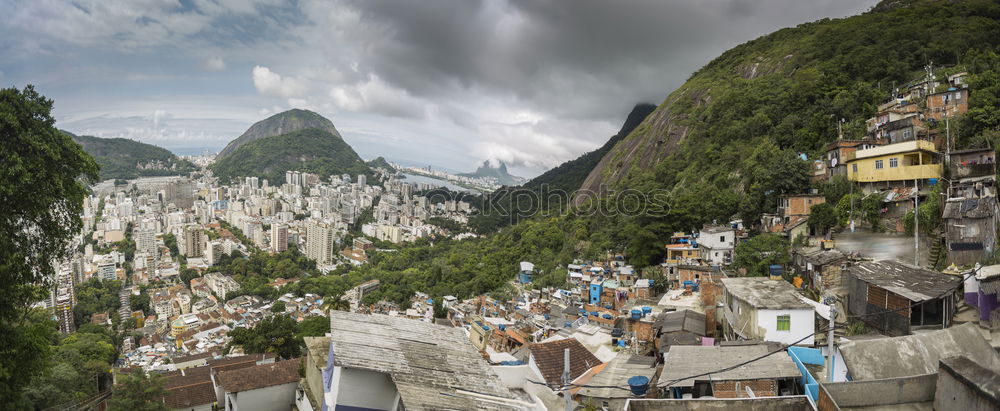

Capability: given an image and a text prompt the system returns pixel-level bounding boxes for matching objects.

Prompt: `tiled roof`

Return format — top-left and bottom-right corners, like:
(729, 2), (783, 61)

(530, 338), (602, 385)
(217, 358), (301, 393)
(162, 379), (216, 409)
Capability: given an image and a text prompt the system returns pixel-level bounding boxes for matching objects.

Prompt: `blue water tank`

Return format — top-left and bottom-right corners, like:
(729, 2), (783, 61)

(543, 313), (550, 320)
(642, 307), (652, 316)
(498, 324), (506, 331)
(590, 311), (600, 317)
(582, 312), (590, 317)
(630, 309), (641, 320)
(564, 322), (572, 328)
(602, 313), (613, 319)
(628, 376), (650, 396)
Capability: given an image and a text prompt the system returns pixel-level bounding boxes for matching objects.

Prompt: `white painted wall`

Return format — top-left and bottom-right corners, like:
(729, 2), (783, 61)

(330, 367), (399, 410)
(756, 308), (815, 345)
(229, 382), (297, 411)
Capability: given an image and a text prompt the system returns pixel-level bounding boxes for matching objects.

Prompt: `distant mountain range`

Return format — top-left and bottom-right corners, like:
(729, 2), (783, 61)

(209, 109), (371, 184)
(66, 131), (196, 180)
(459, 161), (525, 186)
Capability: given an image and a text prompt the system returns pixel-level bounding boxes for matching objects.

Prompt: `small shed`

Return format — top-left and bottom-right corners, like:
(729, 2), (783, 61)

(845, 260), (961, 336)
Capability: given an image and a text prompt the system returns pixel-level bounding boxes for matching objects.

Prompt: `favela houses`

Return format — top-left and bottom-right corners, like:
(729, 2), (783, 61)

(5, 1), (1000, 410)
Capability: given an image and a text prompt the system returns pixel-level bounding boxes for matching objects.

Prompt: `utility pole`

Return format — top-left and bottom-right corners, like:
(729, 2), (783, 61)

(563, 348), (573, 411)
(914, 178), (920, 267)
(827, 303), (837, 383)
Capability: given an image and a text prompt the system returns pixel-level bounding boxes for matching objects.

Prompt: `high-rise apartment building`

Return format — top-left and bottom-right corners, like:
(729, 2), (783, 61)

(271, 224), (288, 253)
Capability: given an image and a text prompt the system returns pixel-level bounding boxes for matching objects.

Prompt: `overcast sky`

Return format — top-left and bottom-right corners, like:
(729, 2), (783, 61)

(0, 0), (873, 177)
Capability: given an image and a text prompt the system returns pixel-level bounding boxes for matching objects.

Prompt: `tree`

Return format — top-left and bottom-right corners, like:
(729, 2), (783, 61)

(228, 315), (301, 359)
(1, 85), (99, 406)
(296, 315), (330, 339)
(179, 268), (199, 287)
(734, 234), (790, 277)
(807, 203), (838, 236)
(109, 372), (168, 411)
(433, 297), (447, 319)
(271, 301), (286, 313)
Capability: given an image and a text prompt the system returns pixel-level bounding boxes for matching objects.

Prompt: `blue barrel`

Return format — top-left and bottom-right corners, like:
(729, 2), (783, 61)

(591, 311), (600, 317)
(630, 309), (641, 320)
(602, 313), (613, 319)
(642, 307), (652, 316)
(628, 375), (650, 396)
(648, 280), (654, 286)
(543, 313), (550, 320)
(498, 324), (506, 331)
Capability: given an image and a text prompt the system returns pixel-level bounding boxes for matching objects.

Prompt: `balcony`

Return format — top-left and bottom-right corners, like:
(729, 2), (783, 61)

(850, 164), (942, 183)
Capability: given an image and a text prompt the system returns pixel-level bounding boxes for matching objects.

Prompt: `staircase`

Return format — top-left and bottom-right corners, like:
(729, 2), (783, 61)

(926, 234), (946, 269)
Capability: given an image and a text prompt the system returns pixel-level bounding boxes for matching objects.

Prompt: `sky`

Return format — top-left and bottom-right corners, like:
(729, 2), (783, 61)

(0, 0), (874, 177)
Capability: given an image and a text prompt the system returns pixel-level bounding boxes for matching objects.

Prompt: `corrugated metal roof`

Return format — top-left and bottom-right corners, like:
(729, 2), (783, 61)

(326, 311), (518, 410)
(657, 345), (800, 388)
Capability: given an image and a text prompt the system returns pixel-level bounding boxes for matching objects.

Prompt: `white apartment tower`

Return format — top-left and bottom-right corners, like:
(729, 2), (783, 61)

(271, 224), (289, 253)
(306, 219), (336, 265)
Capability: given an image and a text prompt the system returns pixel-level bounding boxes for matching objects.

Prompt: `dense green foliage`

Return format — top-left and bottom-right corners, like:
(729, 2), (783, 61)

(734, 234), (791, 277)
(296, 315), (330, 339)
(69, 133), (196, 180)
(366, 156), (396, 173)
(216, 246), (319, 300)
(0, 85), (99, 406)
(808, 203), (838, 235)
(218, 108), (341, 158)
(109, 372), (168, 411)
(74, 278), (123, 328)
(210, 128), (372, 184)
(23, 325), (118, 409)
(228, 315), (302, 359)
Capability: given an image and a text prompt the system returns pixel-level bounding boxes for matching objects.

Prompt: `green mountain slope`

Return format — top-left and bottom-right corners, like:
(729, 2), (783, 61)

(569, 0), (1000, 265)
(366, 156), (396, 173)
(218, 109), (341, 158)
(527, 103), (655, 192)
(333, 0), (1000, 305)
(68, 133), (196, 180)
(209, 128), (370, 184)
(468, 103), (656, 233)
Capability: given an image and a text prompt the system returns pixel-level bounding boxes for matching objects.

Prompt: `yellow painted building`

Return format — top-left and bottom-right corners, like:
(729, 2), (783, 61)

(846, 140), (941, 183)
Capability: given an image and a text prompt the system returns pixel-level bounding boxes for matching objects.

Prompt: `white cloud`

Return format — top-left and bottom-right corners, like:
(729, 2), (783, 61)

(329, 74), (426, 119)
(201, 57), (226, 71)
(252, 65), (308, 99)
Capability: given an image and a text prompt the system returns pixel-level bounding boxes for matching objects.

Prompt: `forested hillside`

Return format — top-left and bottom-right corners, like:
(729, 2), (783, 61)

(334, 0), (1000, 305)
(210, 127), (372, 184)
(69, 133), (196, 180)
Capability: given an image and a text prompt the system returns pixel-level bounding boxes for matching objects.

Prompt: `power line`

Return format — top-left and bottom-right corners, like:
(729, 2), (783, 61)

(523, 267), (977, 393)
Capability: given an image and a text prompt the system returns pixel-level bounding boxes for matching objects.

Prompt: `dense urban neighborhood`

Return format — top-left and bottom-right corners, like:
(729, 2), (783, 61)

(7, 0), (1000, 410)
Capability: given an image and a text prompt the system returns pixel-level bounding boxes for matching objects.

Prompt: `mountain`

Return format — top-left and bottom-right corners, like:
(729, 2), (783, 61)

(67, 132), (196, 180)
(579, 0), (1000, 207)
(217, 109), (341, 158)
(525, 103), (656, 192)
(567, 0), (1000, 265)
(366, 156), (397, 173)
(467, 103), (655, 233)
(209, 110), (370, 183)
(460, 161), (525, 186)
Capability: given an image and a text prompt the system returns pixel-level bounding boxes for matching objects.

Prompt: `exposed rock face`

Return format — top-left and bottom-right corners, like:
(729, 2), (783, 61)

(218, 109), (341, 158)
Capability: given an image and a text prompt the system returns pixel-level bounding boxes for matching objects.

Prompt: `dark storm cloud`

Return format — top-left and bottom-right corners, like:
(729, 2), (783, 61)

(329, 0), (874, 124)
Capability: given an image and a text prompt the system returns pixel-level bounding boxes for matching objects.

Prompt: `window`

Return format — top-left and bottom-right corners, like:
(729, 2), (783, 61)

(889, 157), (898, 168)
(777, 315), (791, 331)
(875, 160), (884, 170)
(903, 129), (913, 139)
(852, 164), (858, 173)
(719, 236), (725, 243)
